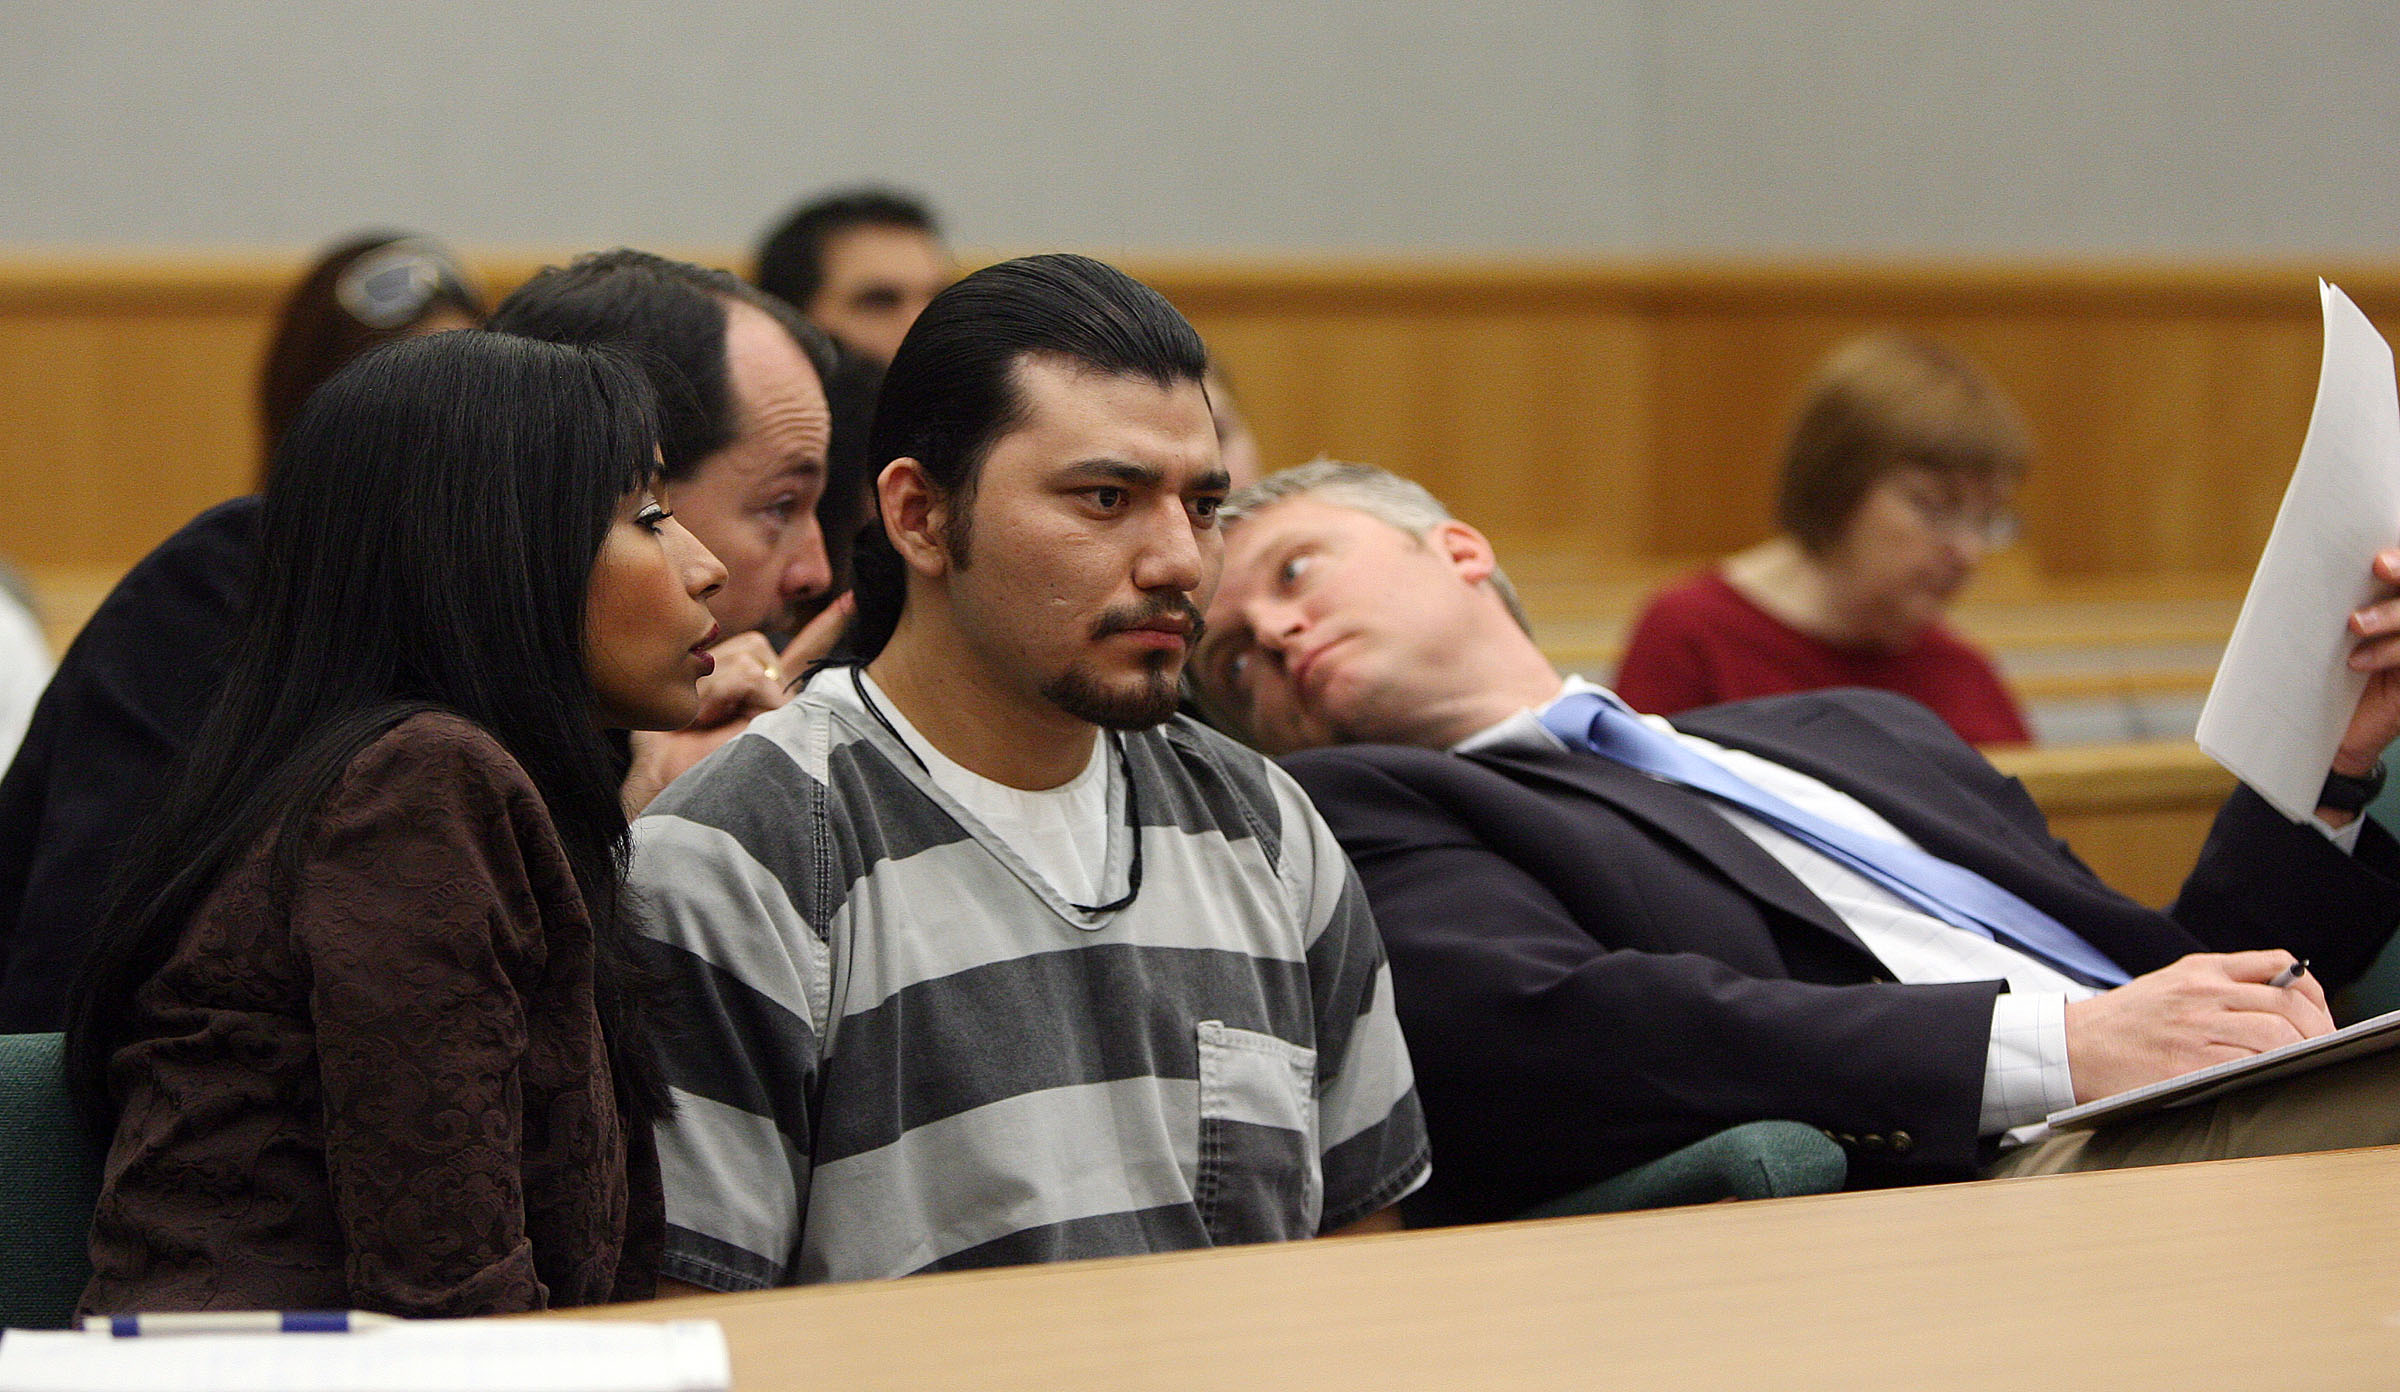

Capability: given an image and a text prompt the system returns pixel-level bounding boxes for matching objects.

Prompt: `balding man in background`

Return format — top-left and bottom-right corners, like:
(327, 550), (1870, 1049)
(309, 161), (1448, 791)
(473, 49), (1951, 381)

(490, 249), (853, 796)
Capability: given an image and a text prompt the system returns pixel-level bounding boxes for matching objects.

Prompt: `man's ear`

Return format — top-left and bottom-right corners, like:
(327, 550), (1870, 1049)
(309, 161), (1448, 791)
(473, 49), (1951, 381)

(1429, 519), (1498, 587)
(877, 458), (953, 579)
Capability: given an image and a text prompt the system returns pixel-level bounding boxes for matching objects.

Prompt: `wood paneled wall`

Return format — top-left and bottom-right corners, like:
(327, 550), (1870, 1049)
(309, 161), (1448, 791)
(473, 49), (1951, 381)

(5, 254), (2395, 592)
(1152, 259), (2400, 590)
(0, 258), (283, 575)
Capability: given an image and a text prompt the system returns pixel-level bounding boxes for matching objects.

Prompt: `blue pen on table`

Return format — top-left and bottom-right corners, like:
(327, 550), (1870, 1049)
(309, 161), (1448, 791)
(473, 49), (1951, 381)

(82, 1311), (403, 1336)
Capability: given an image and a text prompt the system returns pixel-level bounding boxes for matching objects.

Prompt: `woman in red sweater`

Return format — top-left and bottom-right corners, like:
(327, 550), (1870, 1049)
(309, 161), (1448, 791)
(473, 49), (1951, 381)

(1616, 333), (2033, 746)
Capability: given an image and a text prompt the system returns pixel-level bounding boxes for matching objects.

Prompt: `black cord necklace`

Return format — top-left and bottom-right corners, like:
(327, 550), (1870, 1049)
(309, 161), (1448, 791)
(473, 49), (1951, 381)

(843, 663), (1144, 915)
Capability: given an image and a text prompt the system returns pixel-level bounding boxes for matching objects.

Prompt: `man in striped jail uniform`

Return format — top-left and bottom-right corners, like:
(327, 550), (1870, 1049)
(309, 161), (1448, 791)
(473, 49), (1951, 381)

(627, 254), (1429, 1289)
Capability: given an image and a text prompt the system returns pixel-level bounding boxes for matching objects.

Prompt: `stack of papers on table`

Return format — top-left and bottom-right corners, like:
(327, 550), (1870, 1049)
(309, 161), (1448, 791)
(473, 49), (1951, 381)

(0, 1319), (729, 1392)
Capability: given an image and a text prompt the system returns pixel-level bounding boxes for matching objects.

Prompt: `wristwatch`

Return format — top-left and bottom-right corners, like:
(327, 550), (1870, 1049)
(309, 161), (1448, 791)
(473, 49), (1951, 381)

(2318, 760), (2388, 815)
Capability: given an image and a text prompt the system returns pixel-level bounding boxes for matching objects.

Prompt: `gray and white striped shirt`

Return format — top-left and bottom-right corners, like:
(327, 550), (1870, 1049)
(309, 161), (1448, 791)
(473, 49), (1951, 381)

(629, 673), (1429, 1287)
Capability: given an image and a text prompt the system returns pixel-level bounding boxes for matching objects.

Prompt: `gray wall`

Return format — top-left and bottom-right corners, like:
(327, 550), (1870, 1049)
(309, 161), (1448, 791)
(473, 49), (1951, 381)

(1636, 1), (2400, 254)
(2, 0), (2392, 255)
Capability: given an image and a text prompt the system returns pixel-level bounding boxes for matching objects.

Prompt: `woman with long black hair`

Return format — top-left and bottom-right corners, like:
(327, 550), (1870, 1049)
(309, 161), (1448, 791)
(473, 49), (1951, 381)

(63, 329), (726, 1316)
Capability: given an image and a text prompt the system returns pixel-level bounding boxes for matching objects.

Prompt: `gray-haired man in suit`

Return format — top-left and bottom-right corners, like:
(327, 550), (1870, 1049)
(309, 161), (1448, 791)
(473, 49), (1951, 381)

(1192, 460), (2400, 1224)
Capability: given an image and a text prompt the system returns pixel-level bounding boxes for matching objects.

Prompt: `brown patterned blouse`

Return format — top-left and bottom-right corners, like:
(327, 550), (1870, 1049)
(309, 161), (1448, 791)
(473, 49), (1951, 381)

(81, 712), (662, 1317)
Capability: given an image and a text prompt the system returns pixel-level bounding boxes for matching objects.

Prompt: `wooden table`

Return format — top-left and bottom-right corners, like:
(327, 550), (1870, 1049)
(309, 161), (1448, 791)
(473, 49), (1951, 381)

(578, 1147), (2400, 1390)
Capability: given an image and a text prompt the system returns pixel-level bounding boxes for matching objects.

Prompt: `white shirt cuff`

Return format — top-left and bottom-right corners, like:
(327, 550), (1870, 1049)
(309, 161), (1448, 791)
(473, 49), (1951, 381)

(1980, 990), (2077, 1137)
(2317, 814), (2365, 854)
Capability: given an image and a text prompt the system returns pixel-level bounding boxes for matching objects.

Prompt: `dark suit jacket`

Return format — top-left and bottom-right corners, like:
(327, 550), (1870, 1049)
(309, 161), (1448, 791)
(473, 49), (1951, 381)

(0, 497), (259, 1030)
(1283, 689), (2400, 1224)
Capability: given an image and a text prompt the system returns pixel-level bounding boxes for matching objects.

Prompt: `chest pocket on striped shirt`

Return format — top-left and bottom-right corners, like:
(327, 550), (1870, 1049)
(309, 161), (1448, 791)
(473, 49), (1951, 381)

(1194, 1020), (1322, 1246)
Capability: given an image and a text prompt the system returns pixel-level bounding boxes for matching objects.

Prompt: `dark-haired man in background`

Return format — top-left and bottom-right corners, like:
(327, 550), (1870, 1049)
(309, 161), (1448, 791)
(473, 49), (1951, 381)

(754, 187), (953, 365)
(490, 249), (853, 797)
(628, 254), (1427, 1289)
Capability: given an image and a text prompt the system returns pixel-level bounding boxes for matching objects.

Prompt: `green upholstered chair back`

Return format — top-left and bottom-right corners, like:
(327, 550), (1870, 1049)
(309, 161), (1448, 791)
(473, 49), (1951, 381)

(2338, 777), (2400, 1022)
(0, 1033), (102, 1330)
(1515, 1120), (1848, 1220)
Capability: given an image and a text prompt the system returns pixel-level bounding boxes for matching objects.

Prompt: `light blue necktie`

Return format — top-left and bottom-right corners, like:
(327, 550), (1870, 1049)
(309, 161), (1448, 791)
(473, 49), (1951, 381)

(1539, 691), (2130, 989)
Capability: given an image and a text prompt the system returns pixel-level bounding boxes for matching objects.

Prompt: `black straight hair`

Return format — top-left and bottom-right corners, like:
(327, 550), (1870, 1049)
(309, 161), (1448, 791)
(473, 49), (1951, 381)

(846, 253), (1209, 660)
(65, 330), (670, 1130)
(488, 248), (837, 482)
(755, 187), (941, 313)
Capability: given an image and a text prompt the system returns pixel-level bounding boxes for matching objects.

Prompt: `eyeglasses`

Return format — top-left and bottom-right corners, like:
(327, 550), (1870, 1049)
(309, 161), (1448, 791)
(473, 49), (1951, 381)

(334, 239), (472, 330)
(1890, 475), (2020, 549)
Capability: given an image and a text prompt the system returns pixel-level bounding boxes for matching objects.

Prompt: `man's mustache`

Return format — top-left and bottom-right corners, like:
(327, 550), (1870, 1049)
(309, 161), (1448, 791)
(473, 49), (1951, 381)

(1092, 594), (1206, 647)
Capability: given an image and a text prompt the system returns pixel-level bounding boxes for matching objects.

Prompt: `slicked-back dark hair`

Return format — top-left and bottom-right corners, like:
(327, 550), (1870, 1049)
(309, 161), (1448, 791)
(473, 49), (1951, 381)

(755, 187), (941, 313)
(489, 248), (836, 481)
(847, 253), (1208, 661)
(66, 330), (670, 1130)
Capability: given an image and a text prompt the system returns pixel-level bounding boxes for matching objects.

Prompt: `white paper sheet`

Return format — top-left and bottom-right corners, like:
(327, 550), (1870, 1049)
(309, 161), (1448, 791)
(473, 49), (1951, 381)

(2195, 281), (2400, 821)
(0, 1319), (729, 1392)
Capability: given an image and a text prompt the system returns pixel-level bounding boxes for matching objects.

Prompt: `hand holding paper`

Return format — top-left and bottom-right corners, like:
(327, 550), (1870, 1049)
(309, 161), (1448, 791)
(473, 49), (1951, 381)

(2337, 546), (2400, 779)
(2196, 281), (2400, 821)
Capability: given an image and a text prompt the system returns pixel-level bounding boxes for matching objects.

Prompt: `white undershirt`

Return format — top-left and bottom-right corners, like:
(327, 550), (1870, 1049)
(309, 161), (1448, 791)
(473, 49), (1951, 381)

(817, 669), (1114, 906)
